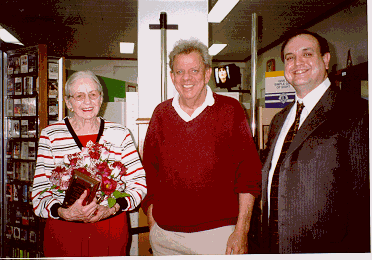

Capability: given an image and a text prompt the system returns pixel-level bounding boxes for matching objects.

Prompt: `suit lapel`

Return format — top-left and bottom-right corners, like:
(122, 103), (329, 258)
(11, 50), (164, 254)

(286, 84), (339, 156)
(262, 103), (293, 201)
(263, 104), (292, 167)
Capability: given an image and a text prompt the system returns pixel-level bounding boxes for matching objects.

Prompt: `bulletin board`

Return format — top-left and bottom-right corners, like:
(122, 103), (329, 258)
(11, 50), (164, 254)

(265, 71), (295, 108)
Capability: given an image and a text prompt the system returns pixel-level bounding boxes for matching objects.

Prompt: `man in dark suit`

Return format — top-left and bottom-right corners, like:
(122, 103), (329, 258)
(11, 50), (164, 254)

(261, 30), (370, 253)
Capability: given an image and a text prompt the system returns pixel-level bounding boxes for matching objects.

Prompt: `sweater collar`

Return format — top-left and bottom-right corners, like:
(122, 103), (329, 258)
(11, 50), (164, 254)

(172, 85), (215, 122)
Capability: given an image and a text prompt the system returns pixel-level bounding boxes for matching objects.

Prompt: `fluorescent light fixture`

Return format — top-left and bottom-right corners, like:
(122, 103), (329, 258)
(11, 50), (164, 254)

(120, 42), (135, 54)
(209, 44), (227, 56)
(208, 0), (239, 23)
(0, 25), (23, 45)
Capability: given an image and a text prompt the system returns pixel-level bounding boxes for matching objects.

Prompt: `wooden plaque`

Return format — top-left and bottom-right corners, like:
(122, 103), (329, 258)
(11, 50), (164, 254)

(266, 59), (275, 72)
(62, 170), (100, 208)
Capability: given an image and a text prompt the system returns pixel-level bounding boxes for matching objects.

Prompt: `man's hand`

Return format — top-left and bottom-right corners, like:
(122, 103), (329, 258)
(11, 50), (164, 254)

(225, 193), (255, 255)
(147, 204), (156, 230)
(226, 230), (248, 254)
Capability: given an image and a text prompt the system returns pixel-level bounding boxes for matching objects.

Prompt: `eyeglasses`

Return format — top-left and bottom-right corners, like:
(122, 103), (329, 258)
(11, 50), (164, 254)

(68, 90), (101, 102)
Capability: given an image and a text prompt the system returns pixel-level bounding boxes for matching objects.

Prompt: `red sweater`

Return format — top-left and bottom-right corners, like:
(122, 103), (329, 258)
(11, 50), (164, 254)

(142, 93), (261, 232)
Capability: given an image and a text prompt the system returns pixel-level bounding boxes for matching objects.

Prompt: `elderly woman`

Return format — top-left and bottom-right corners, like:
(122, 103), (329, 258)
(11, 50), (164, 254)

(31, 70), (147, 257)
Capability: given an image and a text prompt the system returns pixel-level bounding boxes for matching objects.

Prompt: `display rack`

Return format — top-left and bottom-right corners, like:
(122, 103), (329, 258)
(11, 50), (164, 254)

(1, 45), (65, 258)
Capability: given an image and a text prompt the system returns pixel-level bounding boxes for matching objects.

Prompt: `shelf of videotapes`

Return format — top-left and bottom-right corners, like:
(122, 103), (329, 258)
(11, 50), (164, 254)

(3, 45), (47, 258)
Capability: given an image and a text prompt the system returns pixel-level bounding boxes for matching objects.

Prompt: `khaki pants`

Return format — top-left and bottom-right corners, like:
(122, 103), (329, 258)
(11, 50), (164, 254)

(149, 223), (235, 255)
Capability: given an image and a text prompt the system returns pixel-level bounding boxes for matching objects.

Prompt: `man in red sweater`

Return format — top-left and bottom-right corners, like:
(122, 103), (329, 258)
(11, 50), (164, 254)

(141, 39), (262, 255)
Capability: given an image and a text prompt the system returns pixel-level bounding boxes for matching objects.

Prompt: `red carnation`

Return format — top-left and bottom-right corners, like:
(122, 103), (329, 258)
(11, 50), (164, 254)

(112, 161), (127, 176)
(69, 157), (79, 167)
(101, 177), (117, 195)
(96, 162), (111, 177)
(88, 143), (105, 160)
(89, 150), (100, 160)
(53, 166), (66, 173)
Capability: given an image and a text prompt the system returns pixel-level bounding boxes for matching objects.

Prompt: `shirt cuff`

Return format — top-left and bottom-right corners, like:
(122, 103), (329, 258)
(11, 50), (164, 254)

(50, 203), (62, 218)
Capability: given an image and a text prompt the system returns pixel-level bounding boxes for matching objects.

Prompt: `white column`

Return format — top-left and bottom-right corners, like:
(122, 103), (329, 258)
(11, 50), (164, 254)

(138, 0), (209, 118)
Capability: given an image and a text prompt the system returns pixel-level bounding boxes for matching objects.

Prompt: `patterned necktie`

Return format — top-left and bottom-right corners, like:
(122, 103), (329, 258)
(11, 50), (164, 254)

(269, 101), (305, 253)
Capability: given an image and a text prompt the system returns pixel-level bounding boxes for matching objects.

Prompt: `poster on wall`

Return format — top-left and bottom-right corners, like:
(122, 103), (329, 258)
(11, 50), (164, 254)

(265, 71), (295, 108)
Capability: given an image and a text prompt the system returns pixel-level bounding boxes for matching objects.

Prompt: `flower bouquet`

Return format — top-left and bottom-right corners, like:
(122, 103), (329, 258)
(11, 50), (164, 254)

(43, 141), (130, 208)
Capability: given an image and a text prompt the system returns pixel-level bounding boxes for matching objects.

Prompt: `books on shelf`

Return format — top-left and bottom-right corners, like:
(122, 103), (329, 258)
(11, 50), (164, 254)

(7, 161), (14, 180)
(6, 98), (37, 117)
(28, 119), (37, 138)
(24, 76), (34, 95)
(20, 142), (28, 160)
(13, 99), (22, 116)
(7, 78), (14, 95)
(14, 77), (22, 95)
(13, 56), (21, 74)
(28, 97), (37, 116)
(28, 53), (37, 73)
(20, 162), (29, 181)
(20, 54), (28, 74)
(9, 119), (20, 138)
(28, 142), (36, 159)
(13, 142), (21, 159)
(21, 120), (28, 138)
(48, 98), (58, 116)
(4, 48), (64, 259)
(48, 81), (58, 97)
(7, 99), (13, 117)
(6, 141), (12, 159)
(48, 62), (58, 80)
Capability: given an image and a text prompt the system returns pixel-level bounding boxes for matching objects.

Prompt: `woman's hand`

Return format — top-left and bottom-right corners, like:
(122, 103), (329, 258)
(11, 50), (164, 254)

(57, 190), (98, 222)
(88, 203), (120, 223)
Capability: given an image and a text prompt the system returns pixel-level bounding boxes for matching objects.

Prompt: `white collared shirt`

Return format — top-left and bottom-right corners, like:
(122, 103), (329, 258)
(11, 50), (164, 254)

(172, 85), (215, 122)
(267, 78), (331, 216)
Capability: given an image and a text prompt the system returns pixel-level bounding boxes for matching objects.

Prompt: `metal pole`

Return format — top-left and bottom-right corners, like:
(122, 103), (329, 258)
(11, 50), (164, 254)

(250, 13), (257, 137)
(160, 12), (167, 102)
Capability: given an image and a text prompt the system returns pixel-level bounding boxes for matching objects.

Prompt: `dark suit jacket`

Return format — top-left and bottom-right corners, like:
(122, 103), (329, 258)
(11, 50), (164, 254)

(261, 84), (370, 253)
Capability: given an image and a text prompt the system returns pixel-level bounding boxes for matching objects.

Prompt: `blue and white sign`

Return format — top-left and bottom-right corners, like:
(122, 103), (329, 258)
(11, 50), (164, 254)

(265, 71), (295, 108)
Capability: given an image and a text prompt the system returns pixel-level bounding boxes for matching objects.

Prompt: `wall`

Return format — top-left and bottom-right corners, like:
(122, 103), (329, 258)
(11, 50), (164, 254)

(65, 59), (138, 84)
(253, 0), (367, 106)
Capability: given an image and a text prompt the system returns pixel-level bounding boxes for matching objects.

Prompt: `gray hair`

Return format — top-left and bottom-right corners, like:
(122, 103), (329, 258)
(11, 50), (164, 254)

(169, 39), (212, 72)
(65, 70), (103, 97)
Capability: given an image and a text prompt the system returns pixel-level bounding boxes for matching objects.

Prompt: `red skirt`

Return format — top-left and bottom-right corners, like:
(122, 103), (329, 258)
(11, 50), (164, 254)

(43, 213), (129, 257)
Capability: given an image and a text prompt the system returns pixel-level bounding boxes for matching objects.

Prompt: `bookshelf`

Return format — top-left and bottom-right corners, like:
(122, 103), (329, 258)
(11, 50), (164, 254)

(2, 45), (65, 258)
